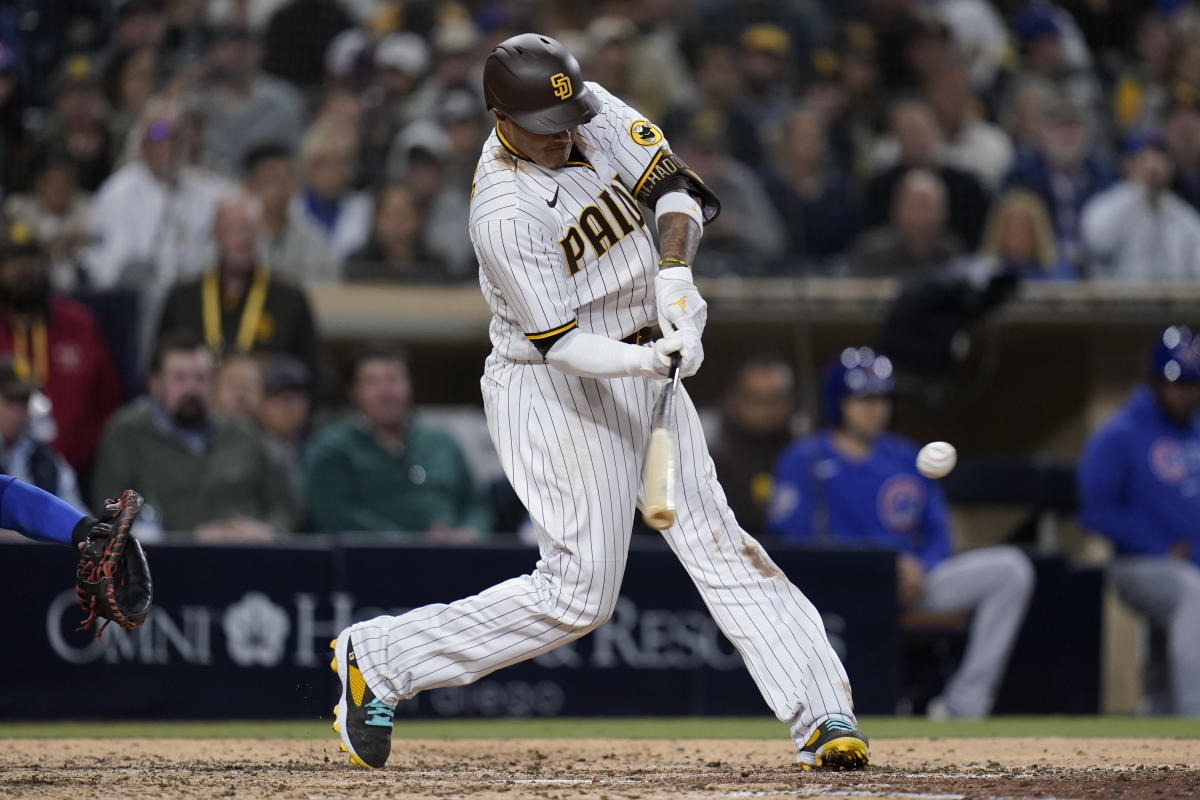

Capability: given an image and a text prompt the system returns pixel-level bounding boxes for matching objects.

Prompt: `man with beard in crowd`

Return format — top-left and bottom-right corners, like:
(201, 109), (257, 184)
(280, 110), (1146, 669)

(91, 330), (298, 540)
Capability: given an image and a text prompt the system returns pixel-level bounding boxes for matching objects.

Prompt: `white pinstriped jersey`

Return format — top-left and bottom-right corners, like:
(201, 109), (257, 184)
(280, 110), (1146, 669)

(470, 82), (671, 364)
(348, 81), (859, 753)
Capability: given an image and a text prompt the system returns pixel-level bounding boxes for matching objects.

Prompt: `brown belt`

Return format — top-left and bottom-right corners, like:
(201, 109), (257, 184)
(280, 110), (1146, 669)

(621, 326), (659, 345)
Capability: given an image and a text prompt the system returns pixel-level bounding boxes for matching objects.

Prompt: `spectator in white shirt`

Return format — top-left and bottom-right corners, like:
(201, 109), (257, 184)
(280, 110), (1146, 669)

(924, 57), (1014, 190)
(871, 60), (1015, 191)
(85, 97), (231, 291)
(1082, 128), (1200, 282)
(243, 143), (338, 284)
(290, 119), (372, 264)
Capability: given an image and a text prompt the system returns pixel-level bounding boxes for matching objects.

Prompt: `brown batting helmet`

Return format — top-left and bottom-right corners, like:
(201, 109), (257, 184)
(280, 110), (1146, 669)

(483, 33), (601, 134)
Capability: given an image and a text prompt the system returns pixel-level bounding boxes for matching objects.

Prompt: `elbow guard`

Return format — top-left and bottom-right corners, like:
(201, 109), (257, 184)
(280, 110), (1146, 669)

(633, 149), (721, 225)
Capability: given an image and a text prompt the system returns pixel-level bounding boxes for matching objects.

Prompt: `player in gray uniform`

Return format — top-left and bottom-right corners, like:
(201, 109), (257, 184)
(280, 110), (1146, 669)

(330, 34), (868, 770)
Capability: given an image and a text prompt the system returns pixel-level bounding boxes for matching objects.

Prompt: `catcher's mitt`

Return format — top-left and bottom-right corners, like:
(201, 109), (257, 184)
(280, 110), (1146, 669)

(76, 489), (153, 641)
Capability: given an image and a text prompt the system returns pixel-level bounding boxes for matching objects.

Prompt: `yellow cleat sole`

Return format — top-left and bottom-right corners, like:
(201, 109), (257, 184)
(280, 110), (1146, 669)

(800, 737), (869, 771)
(330, 634), (379, 770)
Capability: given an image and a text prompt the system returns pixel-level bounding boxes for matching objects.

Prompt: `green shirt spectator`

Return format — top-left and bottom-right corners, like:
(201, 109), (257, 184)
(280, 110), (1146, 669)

(304, 414), (491, 536)
(304, 348), (491, 539)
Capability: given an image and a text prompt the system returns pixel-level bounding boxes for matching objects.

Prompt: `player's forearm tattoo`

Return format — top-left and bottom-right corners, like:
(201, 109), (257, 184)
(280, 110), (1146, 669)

(657, 212), (701, 268)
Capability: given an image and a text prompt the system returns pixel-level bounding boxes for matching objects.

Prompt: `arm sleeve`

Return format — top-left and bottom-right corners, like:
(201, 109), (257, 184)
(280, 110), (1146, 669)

(765, 446), (816, 540)
(0, 474), (88, 546)
(473, 216), (578, 345)
(1077, 427), (1164, 555)
(546, 329), (655, 379)
(915, 481), (954, 570)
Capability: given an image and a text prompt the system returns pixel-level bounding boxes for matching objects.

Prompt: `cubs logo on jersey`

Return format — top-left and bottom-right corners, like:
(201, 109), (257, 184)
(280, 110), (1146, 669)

(1149, 437), (1190, 485)
(877, 474), (925, 533)
(630, 120), (664, 146)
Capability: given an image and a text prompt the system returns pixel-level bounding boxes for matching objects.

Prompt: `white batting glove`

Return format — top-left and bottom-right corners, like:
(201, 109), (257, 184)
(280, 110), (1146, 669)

(627, 338), (672, 379)
(654, 329), (704, 378)
(655, 266), (707, 339)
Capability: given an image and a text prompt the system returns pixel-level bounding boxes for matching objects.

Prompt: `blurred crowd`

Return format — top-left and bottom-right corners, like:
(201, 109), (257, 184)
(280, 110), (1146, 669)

(4, 0), (1200, 290)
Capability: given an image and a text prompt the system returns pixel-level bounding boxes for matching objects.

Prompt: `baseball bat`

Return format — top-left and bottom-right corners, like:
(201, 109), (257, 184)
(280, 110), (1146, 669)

(642, 352), (682, 530)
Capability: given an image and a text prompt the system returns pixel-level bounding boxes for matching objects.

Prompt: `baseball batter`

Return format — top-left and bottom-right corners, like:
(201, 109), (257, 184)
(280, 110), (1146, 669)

(330, 33), (868, 771)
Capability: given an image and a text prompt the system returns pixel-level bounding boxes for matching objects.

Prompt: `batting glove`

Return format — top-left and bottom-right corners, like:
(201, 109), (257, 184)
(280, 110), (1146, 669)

(655, 266), (707, 340)
(654, 329), (704, 378)
(628, 339), (673, 379)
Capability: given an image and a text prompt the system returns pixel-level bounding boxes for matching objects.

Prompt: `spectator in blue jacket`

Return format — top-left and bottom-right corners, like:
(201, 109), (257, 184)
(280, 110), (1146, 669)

(768, 347), (1034, 719)
(1078, 325), (1200, 715)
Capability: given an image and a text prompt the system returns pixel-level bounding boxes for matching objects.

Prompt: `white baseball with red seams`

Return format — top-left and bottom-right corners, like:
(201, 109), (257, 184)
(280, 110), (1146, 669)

(341, 81), (858, 759)
(917, 441), (958, 479)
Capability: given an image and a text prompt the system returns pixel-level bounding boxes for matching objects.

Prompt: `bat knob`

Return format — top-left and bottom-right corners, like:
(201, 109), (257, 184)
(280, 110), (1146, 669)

(643, 509), (675, 530)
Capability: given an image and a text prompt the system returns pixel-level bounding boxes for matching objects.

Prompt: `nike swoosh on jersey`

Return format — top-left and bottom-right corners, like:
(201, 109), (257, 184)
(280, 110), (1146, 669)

(547, 186), (560, 208)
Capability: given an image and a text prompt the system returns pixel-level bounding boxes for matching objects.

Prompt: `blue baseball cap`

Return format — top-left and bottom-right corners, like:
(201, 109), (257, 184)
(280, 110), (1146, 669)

(1013, 5), (1062, 45)
(1122, 127), (1168, 157)
(822, 346), (895, 425)
(1152, 325), (1200, 383)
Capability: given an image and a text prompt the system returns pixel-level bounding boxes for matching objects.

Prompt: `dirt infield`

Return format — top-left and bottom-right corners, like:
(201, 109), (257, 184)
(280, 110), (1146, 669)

(0, 737), (1197, 799)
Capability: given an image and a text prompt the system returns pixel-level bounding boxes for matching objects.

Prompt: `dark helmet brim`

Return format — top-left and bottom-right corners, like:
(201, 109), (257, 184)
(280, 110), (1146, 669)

(500, 84), (602, 134)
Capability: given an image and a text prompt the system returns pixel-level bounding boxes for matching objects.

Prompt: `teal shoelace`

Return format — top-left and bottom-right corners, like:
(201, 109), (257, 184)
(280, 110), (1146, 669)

(365, 698), (395, 728)
(825, 717), (856, 733)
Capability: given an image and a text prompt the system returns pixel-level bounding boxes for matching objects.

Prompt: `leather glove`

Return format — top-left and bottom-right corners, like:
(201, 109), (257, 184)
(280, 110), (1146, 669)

(75, 490), (153, 641)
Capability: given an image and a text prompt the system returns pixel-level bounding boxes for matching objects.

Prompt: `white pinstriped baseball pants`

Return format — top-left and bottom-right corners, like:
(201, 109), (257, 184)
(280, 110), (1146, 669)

(350, 359), (856, 749)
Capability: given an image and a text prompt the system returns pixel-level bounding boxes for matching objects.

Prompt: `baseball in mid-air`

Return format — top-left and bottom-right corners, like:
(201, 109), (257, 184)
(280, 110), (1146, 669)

(916, 441), (957, 479)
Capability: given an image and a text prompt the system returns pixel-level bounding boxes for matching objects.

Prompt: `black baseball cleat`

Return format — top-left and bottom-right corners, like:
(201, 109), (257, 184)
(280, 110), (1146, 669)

(330, 629), (395, 769)
(797, 716), (870, 770)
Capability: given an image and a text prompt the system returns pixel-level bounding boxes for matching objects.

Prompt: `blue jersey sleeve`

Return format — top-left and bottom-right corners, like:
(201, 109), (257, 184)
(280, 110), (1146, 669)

(1077, 426), (1168, 556)
(766, 441), (816, 540)
(0, 474), (89, 547)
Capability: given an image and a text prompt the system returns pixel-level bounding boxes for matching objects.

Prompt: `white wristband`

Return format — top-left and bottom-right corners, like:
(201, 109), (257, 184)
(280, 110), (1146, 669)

(655, 190), (704, 232)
